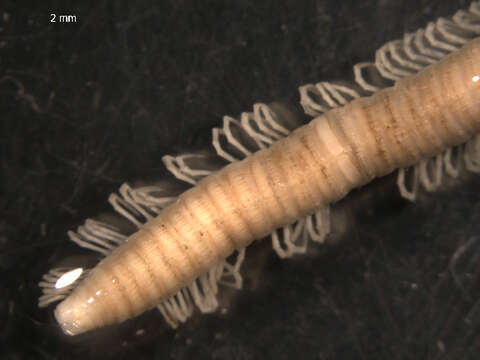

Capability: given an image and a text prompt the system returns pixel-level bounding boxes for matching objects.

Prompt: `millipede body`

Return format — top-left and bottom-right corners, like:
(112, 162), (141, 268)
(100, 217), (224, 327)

(53, 36), (480, 336)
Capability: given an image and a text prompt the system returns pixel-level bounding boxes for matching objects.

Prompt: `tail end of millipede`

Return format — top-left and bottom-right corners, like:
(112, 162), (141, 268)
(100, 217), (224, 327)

(54, 296), (90, 336)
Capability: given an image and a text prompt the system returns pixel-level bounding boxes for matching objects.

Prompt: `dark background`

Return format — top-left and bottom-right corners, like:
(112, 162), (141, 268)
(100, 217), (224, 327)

(1, 0), (479, 359)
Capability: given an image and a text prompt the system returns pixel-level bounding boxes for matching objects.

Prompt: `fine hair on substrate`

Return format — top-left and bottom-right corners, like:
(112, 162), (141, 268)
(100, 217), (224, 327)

(39, 2), (480, 337)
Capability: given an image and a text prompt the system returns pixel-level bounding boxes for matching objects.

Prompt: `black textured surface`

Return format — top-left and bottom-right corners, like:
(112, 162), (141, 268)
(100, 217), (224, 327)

(1, 1), (479, 359)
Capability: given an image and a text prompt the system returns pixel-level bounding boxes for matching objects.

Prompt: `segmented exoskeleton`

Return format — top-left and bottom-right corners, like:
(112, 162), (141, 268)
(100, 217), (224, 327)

(39, 2), (480, 336)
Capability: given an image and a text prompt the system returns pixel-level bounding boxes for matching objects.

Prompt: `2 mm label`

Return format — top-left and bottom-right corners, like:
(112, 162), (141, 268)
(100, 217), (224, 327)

(50, 14), (77, 23)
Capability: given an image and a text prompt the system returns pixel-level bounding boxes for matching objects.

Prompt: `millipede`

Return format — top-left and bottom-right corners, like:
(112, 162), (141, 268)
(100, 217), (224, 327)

(37, 1), (480, 339)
